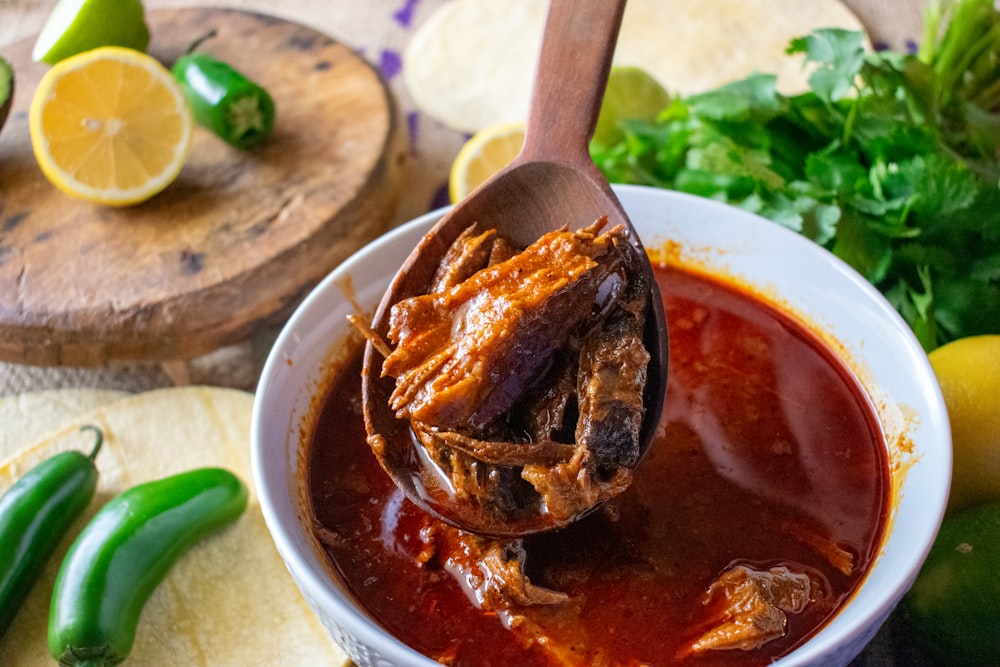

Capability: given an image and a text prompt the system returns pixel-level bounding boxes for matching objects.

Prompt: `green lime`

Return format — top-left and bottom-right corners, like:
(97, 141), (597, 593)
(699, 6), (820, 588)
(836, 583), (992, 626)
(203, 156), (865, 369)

(0, 57), (12, 135)
(903, 502), (1000, 665)
(593, 65), (670, 147)
(32, 0), (150, 66)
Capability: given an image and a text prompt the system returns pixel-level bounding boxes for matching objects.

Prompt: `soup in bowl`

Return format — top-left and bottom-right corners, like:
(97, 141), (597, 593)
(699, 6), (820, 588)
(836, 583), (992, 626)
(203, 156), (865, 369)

(251, 185), (950, 666)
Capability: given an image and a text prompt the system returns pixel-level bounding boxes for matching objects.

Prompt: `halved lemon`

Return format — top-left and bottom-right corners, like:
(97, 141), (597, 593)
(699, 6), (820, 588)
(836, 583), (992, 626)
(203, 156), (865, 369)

(29, 46), (192, 206)
(448, 121), (525, 203)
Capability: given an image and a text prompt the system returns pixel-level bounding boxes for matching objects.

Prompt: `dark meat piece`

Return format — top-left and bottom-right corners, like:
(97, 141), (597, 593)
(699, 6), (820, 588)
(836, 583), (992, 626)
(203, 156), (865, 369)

(518, 352), (579, 443)
(574, 242), (651, 474)
(382, 220), (621, 431)
(576, 313), (649, 472)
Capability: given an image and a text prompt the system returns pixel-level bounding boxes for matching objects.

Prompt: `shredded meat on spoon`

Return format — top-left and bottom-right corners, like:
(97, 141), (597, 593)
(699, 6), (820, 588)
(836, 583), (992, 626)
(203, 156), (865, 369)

(369, 217), (650, 527)
(357, 220), (830, 654)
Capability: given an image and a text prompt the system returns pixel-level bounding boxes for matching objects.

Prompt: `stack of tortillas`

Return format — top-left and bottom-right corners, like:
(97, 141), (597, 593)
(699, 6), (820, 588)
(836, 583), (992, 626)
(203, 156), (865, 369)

(0, 388), (349, 667)
(404, 0), (866, 133)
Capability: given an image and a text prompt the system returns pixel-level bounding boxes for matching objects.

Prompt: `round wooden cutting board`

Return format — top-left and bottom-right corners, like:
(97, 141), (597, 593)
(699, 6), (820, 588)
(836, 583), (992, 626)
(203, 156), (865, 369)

(0, 7), (405, 367)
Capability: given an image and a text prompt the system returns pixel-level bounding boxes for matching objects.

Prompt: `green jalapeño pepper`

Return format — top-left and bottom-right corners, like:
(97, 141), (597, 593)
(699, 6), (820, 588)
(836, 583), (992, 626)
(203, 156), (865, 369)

(48, 467), (248, 667)
(0, 425), (102, 638)
(172, 53), (275, 149)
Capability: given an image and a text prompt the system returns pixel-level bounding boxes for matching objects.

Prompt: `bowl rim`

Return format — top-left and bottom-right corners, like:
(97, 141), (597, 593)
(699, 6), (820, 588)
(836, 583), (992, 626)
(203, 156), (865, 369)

(251, 184), (952, 667)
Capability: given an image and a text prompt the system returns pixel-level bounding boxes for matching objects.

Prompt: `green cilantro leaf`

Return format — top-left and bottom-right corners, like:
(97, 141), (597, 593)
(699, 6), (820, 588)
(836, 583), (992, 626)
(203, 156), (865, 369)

(787, 29), (866, 103)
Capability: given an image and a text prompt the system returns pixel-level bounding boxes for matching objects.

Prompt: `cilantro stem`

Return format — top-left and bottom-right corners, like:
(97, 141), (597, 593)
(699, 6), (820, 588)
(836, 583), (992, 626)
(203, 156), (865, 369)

(952, 24), (1000, 91)
(918, 0), (944, 63)
(841, 94), (859, 146)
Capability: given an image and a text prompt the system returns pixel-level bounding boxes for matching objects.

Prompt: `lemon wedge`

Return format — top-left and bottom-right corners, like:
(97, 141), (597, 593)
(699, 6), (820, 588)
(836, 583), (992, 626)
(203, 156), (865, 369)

(29, 46), (192, 207)
(448, 121), (525, 203)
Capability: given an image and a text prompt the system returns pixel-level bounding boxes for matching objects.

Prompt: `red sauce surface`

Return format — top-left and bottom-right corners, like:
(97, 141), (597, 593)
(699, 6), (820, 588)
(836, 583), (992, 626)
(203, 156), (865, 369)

(306, 264), (890, 666)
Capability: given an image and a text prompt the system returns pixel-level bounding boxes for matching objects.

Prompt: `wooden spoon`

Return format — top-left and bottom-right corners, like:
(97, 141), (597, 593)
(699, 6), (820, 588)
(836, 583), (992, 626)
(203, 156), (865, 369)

(361, 0), (668, 536)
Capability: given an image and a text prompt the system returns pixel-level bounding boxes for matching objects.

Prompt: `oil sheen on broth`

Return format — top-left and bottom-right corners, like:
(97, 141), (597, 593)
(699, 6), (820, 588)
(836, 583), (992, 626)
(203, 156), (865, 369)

(306, 263), (890, 666)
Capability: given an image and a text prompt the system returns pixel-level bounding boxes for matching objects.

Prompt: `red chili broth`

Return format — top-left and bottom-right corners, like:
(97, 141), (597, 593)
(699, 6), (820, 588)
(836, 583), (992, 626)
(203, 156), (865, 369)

(305, 263), (890, 666)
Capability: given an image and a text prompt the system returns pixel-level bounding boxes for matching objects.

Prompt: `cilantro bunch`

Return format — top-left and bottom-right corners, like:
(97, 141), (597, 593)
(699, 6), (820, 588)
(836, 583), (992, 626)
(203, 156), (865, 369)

(592, 0), (1000, 351)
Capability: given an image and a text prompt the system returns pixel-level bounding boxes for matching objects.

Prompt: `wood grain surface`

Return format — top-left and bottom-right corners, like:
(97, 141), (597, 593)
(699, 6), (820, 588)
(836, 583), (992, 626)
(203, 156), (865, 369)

(0, 7), (405, 366)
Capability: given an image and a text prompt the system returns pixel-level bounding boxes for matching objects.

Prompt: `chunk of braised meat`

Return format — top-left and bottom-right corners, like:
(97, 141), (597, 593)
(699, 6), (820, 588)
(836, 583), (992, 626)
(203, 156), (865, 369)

(520, 231), (651, 522)
(430, 225), (518, 293)
(574, 241), (650, 474)
(416, 517), (567, 610)
(519, 351), (579, 443)
(411, 420), (573, 515)
(682, 564), (813, 656)
(382, 220), (621, 431)
(372, 217), (650, 530)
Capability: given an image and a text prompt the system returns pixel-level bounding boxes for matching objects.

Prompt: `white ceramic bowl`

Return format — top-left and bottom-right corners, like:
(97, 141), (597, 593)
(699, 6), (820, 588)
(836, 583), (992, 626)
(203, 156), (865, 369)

(251, 185), (951, 667)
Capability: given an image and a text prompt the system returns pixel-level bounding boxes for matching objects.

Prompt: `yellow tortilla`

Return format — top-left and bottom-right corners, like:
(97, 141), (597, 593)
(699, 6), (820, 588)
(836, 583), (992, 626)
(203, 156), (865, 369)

(404, 0), (866, 133)
(0, 386), (349, 667)
(0, 388), (129, 462)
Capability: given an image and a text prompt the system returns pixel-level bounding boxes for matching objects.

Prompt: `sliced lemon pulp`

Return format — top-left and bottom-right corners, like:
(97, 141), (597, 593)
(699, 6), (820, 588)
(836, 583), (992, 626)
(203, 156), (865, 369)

(448, 121), (525, 203)
(29, 46), (192, 206)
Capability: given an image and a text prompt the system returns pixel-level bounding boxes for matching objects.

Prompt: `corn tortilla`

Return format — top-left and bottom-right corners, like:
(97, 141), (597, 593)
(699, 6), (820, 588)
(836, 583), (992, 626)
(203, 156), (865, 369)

(0, 388), (129, 462)
(0, 386), (349, 667)
(404, 0), (866, 133)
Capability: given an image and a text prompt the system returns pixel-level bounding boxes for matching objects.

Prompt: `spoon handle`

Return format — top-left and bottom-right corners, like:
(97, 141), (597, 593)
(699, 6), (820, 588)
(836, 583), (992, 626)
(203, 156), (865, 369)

(521, 0), (627, 168)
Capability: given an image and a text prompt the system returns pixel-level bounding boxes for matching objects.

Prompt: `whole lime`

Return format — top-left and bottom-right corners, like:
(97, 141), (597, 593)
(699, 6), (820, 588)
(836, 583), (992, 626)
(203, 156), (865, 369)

(903, 502), (1000, 665)
(32, 0), (149, 66)
(0, 57), (12, 135)
(593, 65), (670, 147)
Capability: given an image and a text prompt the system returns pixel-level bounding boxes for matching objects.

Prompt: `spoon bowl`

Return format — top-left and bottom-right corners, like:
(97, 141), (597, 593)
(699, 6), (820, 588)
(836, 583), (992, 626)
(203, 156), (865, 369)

(361, 0), (669, 536)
